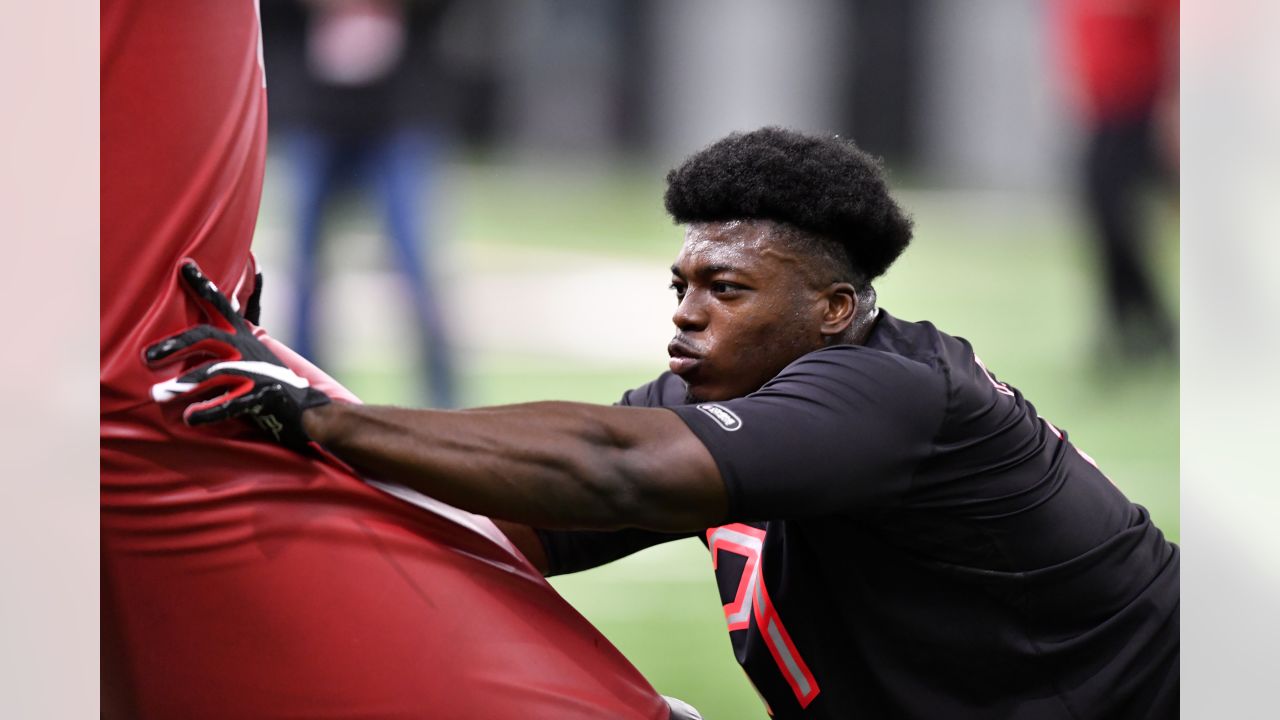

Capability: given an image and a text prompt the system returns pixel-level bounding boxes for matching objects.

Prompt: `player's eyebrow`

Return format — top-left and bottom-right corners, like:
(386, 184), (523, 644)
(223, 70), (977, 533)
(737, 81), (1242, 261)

(671, 263), (748, 280)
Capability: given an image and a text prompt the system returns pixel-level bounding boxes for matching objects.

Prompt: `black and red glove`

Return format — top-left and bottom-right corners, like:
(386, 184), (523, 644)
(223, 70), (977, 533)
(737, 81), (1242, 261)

(146, 261), (331, 452)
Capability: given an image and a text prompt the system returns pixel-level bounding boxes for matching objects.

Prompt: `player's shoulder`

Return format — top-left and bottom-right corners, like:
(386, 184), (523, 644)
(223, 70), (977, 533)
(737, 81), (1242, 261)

(790, 310), (952, 379)
(863, 309), (954, 362)
(866, 310), (1028, 410)
(765, 344), (946, 409)
(617, 372), (688, 408)
(756, 311), (960, 409)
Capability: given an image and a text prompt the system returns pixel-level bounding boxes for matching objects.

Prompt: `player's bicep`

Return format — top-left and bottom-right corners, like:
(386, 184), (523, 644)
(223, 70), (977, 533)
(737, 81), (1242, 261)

(612, 406), (728, 532)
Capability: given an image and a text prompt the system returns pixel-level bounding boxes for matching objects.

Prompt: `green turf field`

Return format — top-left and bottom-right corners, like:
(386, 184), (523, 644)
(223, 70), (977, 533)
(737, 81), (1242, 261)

(258, 159), (1178, 718)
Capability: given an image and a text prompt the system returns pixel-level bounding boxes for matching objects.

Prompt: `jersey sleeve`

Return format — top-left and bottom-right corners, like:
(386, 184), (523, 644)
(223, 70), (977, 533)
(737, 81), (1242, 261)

(669, 345), (947, 521)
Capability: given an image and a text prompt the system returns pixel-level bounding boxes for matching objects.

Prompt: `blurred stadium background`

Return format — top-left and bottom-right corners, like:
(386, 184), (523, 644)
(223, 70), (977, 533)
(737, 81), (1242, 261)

(252, 1), (1178, 716)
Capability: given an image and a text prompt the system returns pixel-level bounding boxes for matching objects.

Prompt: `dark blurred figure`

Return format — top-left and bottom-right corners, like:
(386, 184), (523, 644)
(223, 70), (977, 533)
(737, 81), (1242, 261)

(840, 0), (923, 168)
(1060, 0), (1179, 362)
(263, 0), (459, 407)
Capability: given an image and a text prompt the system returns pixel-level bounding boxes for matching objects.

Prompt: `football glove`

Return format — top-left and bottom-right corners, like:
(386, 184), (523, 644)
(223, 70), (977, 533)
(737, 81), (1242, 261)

(146, 261), (331, 452)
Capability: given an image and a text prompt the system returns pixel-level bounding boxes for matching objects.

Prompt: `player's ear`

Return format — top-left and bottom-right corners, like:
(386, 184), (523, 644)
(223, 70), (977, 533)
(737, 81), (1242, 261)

(819, 282), (858, 337)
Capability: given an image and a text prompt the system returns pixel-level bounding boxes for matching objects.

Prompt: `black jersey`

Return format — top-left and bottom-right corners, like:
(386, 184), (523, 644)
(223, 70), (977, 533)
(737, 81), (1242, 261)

(539, 310), (1178, 719)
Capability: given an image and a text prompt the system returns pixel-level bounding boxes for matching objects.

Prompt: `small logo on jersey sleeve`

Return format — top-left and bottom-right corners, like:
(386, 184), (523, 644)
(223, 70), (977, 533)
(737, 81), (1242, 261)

(696, 403), (743, 431)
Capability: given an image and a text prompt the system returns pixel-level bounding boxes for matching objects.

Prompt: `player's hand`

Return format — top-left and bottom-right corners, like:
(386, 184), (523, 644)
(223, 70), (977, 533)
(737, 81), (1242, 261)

(145, 261), (332, 452)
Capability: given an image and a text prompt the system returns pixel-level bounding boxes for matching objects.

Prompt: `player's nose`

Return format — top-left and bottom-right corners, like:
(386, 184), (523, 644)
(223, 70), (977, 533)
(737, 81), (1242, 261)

(672, 292), (707, 332)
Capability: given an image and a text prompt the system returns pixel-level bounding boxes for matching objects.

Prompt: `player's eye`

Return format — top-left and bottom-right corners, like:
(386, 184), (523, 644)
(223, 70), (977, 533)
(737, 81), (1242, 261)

(710, 281), (739, 294)
(669, 282), (686, 301)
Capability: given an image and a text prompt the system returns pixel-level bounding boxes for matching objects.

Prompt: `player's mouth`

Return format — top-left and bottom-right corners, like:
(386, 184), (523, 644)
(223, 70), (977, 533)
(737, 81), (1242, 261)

(667, 337), (705, 377)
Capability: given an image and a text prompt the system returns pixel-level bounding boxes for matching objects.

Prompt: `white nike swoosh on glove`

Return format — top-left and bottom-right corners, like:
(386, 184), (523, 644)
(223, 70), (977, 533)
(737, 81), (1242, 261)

(207, 360), (311, 389)
(149, 361), (310, 402)
(150, 378), (197, 402)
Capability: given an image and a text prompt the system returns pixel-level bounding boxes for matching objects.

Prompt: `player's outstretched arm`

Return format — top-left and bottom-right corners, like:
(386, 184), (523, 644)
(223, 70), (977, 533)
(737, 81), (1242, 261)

(148, 261), (727, 532)
(302, 398), (725, 532)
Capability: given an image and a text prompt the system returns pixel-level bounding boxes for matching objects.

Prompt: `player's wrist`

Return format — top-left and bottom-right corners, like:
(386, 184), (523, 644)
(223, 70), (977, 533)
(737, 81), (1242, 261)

(300, 401), (343, 446)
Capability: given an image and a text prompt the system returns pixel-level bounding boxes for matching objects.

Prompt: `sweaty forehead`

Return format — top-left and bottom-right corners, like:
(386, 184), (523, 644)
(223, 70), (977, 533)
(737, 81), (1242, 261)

(673, 220), (812, 279)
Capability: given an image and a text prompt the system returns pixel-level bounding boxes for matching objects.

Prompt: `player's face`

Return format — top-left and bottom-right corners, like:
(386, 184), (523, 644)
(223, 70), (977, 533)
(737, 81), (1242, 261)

(668, 221), (831, 402)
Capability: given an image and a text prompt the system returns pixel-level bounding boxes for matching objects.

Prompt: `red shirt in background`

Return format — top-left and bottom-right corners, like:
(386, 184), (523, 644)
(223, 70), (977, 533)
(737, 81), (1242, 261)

(1060, 0), (1179, 122)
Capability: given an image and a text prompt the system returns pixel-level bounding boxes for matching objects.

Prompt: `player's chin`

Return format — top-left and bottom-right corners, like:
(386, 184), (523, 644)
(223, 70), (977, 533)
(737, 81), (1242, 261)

(681, 378), (710, 404)
(683, 378), (733, 404)
(680, 363), (749, 403)
(686, 367), (774, 403)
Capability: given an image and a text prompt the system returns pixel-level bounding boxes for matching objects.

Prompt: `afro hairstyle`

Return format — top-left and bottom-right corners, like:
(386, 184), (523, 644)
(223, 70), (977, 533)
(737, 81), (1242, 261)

(664, 127), (913, 283)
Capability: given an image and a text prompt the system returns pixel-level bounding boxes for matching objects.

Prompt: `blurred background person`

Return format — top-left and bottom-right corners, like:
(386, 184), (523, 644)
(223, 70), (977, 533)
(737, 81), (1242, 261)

(1059, 0), (1180, 362)
(262, 0), (460, 407)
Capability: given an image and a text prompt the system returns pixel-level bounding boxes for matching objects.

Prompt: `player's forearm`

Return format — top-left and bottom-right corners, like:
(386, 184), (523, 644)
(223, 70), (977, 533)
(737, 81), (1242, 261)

(302, 401), (723, 531)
